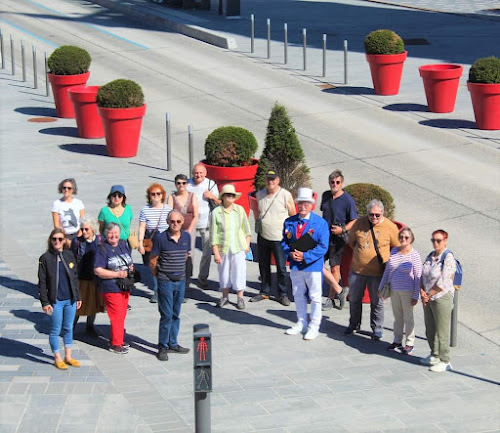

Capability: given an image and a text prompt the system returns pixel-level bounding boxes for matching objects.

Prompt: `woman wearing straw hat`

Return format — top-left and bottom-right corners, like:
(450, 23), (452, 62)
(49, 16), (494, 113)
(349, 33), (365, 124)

(210, 184), (252, 310)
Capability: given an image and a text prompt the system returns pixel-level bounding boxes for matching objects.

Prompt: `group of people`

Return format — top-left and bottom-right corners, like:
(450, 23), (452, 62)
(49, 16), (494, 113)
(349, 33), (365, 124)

(38, 168), (458, 373)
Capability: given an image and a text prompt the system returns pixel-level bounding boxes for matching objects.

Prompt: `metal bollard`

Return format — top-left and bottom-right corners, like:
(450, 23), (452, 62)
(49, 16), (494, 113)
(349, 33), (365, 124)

(250, 14), (254, 53)
(33, 46), (38, 89)
(266, 19), (271, 59)
(193, 324), (212, 433)
(283, 23), (288, 65)
(188, 125), (194, 176)
(302, 28), (306, 71)
(21, 40), (26, 82)
(450, 291), (458, 347)
(322, 34), (326, 78)
(344, 40), (348, 84)
(44, 51), (50, 96)
(166, 113), (172, 171)
(1, 29), (5, 69)
(10, 35), (15, 75)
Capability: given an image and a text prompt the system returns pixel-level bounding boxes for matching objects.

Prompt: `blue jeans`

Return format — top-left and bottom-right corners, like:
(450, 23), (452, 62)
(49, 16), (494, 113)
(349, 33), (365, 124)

(49, 299), (77, 353)
(157, 278), (185, 348)
(257, 235), (288, 297)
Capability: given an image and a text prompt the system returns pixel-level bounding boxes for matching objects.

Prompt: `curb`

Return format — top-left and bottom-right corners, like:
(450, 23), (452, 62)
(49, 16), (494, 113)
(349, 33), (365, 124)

(90, 0), (238, 49)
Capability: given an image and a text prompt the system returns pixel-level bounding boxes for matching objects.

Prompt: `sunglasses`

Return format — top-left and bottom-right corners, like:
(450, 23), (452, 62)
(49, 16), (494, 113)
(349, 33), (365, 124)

(330, 180), (342, 185)
(224, 193), (236, 198)
(112, 192), (123, 198)
(82, 227), (92, 232)
(169, 219), (182, 224)
(369, 213), (381, 218)
(51, 237), (65, 242)
(150, 192), (162, 196)
(176, 181), (187, 185)
(431, 238), (443, 244)
(399, 235), (410, 240)
(62, 186), (73, 190)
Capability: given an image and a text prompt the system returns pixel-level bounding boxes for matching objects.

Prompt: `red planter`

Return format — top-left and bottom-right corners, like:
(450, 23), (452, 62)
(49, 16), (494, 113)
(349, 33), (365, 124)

(419, 64), (463, 113)
(203, 159), (258, 215)
(98, 105), (146, 158)
(467, 82), (500, 130)
(48, 72), (90, 118)
(366, 51), (407, 96)
(68, 86), (104, 139)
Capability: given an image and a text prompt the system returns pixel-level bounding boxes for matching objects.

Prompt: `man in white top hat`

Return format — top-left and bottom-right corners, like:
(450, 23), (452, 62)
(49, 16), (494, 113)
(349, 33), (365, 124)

(281, 188), (329, 340)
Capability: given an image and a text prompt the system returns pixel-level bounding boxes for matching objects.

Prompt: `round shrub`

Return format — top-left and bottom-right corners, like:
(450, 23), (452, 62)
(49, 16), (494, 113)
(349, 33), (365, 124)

(469, 56), (500, 84)
(96, 79), (145, 108)
(344, 183), (395, 219)
(205, 126), (258, 167)
(364, 29), (405, 55)
(47, 46), (91, 75)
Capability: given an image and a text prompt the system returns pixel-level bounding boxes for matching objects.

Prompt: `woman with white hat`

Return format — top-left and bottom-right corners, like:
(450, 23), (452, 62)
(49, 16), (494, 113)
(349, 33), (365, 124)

(210, 184), (252, 310)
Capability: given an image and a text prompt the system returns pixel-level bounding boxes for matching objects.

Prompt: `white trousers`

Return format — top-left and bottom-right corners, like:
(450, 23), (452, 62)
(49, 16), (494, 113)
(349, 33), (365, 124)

(290, 270), (322, 331)
(218, 251), (246, 292)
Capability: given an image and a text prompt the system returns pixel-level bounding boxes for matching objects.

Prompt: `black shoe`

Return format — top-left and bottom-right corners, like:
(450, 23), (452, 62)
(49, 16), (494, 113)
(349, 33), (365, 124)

(157, 347), (169, 361)
(123, 342), (130, 349)
(127, 304), (132, 311)
(344, 327), (355, 336)
(150, 293), (158, 303)
(167, 345), (190, 354)
(249, 294), (269, 302)
(85, 326), (99, 338)
(277, 295), (291, 306)
(109, 345), (128, 354)
(336, 287), (348, 310)
(387, 342), (401, 351)
(371, 334), (381, 341)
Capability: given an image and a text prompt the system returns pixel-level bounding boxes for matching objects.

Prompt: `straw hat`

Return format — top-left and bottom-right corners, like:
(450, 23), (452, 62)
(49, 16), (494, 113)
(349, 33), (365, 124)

(218, 184), (242, 200)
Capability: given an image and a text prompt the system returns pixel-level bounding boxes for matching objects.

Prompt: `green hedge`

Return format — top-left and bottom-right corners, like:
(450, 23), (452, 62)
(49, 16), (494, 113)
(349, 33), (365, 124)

(205, 126), (258, 167)
(364, 30), (405, 55)
(47, 45), (91, 75)
(96, 79), (145, 108)
(469, 56), (500, 84)
(344, 183), (395, 219)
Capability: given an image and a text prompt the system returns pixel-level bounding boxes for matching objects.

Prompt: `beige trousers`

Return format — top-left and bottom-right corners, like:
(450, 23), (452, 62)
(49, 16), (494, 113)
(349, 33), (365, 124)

(391, 290), (415, 346)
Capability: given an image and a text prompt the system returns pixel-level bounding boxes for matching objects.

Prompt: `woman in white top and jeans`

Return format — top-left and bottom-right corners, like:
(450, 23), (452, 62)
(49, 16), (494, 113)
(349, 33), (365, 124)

(51, 178), (85, 243)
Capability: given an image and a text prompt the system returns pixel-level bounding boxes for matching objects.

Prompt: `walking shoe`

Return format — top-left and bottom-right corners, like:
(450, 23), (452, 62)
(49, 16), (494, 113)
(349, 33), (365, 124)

(420, 354), (440, 366)
(54, 359), (68, 370)
(198, 279), (209, 289)
(277, 295), (291, 306)
(150, 293), (158, 303)
(236, 298), (245, 310)
(286, 323), (307, 335)
(429, 361), (452, 372)
(64, 358), (81, 367)
(249, 294), (269, 302)
(402, 345), (414, 355)
(167, 345), (190, 354)
(217, 297), (229, 308)
(337, 287), (348, 310)
(123, 342), (130, 349)
(127, 304), (132, 311)
(86, 326), (99, 338)
(109, 345), (128, 354)
(371, 333), (382, 341)
(157, 347), (169, 361)
(386, 342), (402, 351)
(304, 328), (319, 341)
(344, 327), (355, 335)
(322, 297), (333, 311)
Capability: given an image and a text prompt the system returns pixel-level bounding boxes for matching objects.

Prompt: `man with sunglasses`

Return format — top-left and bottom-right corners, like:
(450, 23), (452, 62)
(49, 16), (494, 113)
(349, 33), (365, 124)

(320, 170), (357, 311)
(345, 199), (399, 340)
(149, 211), (191, 361)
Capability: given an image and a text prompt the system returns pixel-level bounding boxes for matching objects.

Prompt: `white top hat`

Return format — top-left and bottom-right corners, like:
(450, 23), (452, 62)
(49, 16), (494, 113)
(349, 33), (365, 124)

(218, 184), (242, 200)
(294, 187), (315, 204)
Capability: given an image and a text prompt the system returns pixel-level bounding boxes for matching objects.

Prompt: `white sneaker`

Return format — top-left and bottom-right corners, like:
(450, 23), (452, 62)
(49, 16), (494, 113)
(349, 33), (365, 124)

(420, 354), (440, 366)
(304, 328), (319, 341)
(285, 323), (307, 335)
(429, 361), (452, 372)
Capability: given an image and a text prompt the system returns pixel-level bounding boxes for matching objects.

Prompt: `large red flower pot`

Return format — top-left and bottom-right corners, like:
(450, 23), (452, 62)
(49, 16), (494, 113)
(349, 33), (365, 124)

(366, 51), (407, 96)
(467, 82), (500, 130)
(68, 86), (104, 139)
(48, 72), (90, 118)
(98, 105), (146, 158)
(419, 64), (463, 113)
(203, 159), (258, 215)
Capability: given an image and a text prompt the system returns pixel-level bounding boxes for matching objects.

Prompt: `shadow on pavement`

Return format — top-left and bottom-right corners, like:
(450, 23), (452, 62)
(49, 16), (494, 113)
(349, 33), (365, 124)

(15, 106), (57, 117)
(419, 119), (477, 129)
(0, 276), (39, 298)
(58, 143), (108, 155)
(39, 127), (80, 137)
(383, 103), (428, 112)
(10, 309), (50, 335)
(0, 337), (54, 365)
(322, 86), (374, 96)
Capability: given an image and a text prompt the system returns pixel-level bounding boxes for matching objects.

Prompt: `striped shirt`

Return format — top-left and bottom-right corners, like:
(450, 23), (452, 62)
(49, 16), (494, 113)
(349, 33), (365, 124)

(378, 247), (422, 300)
(139, 204), (172, 232)
(151, 230), (191, 280)
(210, 204), (251, 255)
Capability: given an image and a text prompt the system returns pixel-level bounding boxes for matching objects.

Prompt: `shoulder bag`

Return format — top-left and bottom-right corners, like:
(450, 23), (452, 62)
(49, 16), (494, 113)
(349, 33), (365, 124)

(370, 222), (386, 273)
(255, 188), (281, 234)
(143, 205), (166, 252)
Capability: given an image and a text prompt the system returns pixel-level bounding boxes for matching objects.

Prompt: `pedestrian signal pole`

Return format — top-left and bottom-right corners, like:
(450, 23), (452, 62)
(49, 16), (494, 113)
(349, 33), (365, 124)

(194, 324), (212, 433)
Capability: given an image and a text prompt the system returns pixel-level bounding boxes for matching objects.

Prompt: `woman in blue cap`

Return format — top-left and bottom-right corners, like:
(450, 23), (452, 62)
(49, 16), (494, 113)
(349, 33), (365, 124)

(98, 185), (134, 243)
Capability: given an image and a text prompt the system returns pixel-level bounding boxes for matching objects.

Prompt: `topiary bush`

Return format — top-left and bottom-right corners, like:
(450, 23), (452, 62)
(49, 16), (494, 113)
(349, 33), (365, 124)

(254, 103), (311, 198)
(364, 29), (405, 55)
(468, 56), (500, 84)
(344, 183), (395, 219)
(96, 79), (145, 108)
(205, 126), (258, 167)
(47, 45), (91, 75)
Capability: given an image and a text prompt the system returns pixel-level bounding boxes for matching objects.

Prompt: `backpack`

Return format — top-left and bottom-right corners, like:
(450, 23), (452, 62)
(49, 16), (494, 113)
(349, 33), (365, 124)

(426, 249), (462, 290)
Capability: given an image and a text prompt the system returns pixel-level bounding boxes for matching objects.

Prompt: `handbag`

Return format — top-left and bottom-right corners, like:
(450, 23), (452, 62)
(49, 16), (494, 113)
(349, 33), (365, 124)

(255, 188), (281, 234)
(370, 222), (386, 272)
(379, 282), (391, 299)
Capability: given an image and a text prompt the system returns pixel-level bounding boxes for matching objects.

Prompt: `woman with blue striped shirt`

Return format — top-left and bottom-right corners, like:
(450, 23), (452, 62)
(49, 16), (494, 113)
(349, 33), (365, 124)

(378, 227), (422, 355)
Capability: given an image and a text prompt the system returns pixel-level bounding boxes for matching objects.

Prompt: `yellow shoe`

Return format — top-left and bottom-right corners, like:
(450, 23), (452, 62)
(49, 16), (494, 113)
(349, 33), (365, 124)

(64, 358), (81, 367)
(54, 359), (68, 370)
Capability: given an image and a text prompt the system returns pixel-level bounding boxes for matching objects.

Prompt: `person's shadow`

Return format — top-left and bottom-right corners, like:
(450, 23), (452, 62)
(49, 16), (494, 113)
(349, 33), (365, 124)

(0, 337), (54, 365)
(0, 276), (39, 298)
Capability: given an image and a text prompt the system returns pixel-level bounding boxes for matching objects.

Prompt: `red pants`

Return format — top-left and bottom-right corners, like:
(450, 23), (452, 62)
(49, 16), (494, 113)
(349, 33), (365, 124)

(102, 292), (129, 346)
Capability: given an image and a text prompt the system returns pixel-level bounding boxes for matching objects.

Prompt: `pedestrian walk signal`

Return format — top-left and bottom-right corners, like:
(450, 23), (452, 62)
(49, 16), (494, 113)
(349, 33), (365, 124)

(193, 324), (212, 393)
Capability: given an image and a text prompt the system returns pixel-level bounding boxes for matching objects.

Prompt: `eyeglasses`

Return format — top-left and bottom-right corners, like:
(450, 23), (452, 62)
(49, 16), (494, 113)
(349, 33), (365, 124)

(51, 237), (65, 242)
(399, 235), (410, 240)
(431, 238), (443, 244)
(176, 181), (187, 185)
(112, 192), (123, 198)
(330, 180), (342, 185)
(224, 193), (236, 198)
(62, 186), (73, 190)
(369, 213), (381, 218)
(82, 227), (92, 232)
(150, 192), (162, 196)
(169, 219), (182, 224)
(298, 201), (312, 206)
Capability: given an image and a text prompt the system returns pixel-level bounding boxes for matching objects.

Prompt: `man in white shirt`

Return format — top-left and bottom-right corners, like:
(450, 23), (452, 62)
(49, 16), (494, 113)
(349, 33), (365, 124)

(187, 163), (220, 288)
